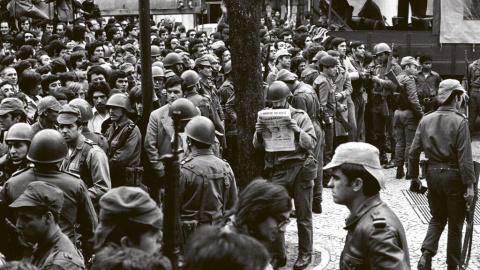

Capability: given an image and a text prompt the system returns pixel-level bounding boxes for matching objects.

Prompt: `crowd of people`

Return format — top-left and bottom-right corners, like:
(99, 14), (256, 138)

(0, 6), (475, 270)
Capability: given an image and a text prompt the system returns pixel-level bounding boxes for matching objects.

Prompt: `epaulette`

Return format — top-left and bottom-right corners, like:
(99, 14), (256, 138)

(60, 170), (81, 178)
(84, 138), (97, 146)
(180, 156), (194, 166)
(45, 247), (84, 269)
(371, 211), (386, 228)
(11, 166), (33, 177)
(456, 111), (468, 118)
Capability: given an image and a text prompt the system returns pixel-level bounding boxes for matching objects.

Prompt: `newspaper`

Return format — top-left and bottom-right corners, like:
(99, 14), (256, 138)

(258, 109), (295, 152)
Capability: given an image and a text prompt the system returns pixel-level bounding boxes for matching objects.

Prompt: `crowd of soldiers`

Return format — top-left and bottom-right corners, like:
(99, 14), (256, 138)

(0, 6), (475, 270)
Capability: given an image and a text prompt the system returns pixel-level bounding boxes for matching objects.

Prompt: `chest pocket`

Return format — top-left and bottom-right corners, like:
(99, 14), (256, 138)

(198, 166), (231, 225)
(342, 253), (365, 270)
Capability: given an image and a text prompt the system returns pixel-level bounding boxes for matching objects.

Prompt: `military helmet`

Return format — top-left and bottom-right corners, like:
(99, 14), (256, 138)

(181, 70), (200, 88)
(106, 93), (132, 112)
(152, 66), (165, 78)
(169, 98), (199, 121)
(27, 129), (68, 163)
(151, 45), (161, 57)
(69, 98), (93, 122)
(163, 53), (183, 67)
(203, 54), (219, 65)
(185, 116), (216, 145)
(373, 43), (391, 55)
(5, 123), (34, 142)
(266, 81), (292, 102)
(223, 61), (232, 75)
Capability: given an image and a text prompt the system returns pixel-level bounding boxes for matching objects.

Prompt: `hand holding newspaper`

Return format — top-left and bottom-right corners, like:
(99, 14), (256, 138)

(257, 109), (295, 152)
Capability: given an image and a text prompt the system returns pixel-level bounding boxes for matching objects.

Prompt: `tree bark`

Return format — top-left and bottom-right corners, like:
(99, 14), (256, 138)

(224, 0), (265, 188)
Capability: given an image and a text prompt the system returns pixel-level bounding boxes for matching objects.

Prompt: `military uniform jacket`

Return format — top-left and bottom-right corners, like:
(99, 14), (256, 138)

(467, 60), (480, 89)
(198, 79), (224, 121)
(218, 79), (236, 136)
(178, 148), (238, 224)
(408, 107), (475, 185)
(60, 135), (111, 204)
(104, 119), (142, 187)
(340, 195), (410, 270)
(253, 105), (316, 169)
(30, 227), (84, 270)
(396, 71), (423, 117)
(0, 168), (98, 249)
(185, 90), (225, 138)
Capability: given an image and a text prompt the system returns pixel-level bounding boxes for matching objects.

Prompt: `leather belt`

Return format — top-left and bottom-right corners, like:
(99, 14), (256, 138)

(426, 163), (459, 172)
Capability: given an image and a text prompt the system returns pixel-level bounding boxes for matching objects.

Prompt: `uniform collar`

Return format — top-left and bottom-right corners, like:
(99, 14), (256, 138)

(344, 194), (382, 229)
(192, 148), (214, 156)
(33, 226), (62, 258)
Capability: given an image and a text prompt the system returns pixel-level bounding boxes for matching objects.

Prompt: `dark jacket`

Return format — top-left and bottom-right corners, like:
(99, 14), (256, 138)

(178, 148), (238, 224)
(340, 194), (410, 270)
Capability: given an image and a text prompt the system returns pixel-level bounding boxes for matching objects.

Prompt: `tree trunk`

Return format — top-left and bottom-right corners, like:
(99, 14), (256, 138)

(224, 0), (265, 188)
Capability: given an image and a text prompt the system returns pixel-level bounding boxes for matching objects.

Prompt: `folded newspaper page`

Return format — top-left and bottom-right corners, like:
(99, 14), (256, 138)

(258, 109), (295, 152)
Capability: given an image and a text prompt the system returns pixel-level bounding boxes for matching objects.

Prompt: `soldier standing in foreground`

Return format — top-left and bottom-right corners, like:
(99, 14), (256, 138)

(10, 182), (85, 269)
(409, 79), (475, 270)
(325, 142), (410, 269)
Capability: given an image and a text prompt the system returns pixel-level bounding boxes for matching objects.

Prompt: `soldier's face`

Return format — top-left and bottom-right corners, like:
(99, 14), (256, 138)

(59, 123), (82, 144)
(271, 98), (288, 109)
(108, 106), (126, 122)
(8, 141), (29, 162)
(329, 167), (356, 206)
(16, 208), (49, 243)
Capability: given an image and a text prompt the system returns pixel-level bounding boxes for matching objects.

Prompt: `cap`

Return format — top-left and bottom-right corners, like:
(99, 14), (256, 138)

(10, 181), (64, 213)
(0, 98), (25, 116)
(320, 56), (339, 67)
(312, 51), (328, 62)
(437, 79), (466, 105)
(275, 69), (298, 81)
(57, 104), (82, 125)
(400, 56), (420, 66)
(37, 96), (62, 115)
(275, 49), (291, 61)
(194, 56), (211, 68)
(94, 186), (163, 249)
(323, 142), (386, 189)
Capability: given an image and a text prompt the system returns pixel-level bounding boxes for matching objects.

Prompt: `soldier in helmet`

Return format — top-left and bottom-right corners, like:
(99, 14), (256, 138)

(0, 123), (33, 184)
(0, 98), (28, 157)
(31, 96), (62, 136)
(276, 69), (324, 214)
(195, 55), (224, 124)
(103, 93), (142, 187)
(10, 181), (85, 269)
(163, 52), (184, 76)
(151, 45), (162, 63)
(179, 116), (238, 243)
(69, 98), (109, 153)
(58, 104), (111, 207)
(253, 81), (316, 270)
(152, 66), (166, 104)
(181, 70), (225, 143)
(0, 129), (97, 261)
(370, 42), (402, 167)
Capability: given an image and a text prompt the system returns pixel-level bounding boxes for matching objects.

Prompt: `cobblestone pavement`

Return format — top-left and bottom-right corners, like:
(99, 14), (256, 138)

(281, 139), (480, 270)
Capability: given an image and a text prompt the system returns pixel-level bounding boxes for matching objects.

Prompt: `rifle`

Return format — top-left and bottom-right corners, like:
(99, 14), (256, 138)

(160, 110), (183, 269)
(326, 102), (352, 132)
(460, 161), (480, 270)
